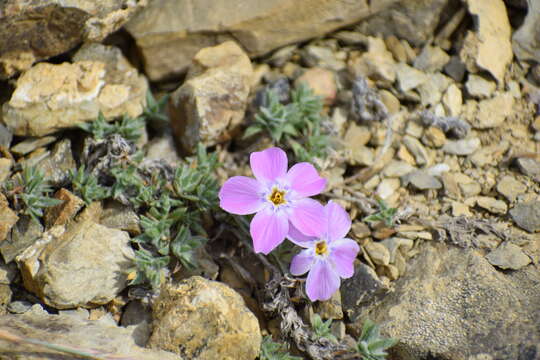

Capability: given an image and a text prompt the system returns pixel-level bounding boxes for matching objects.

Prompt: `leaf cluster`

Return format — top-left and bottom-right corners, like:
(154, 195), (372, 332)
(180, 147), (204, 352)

(70, 165), (109, 205)
(310, 314), (338, 343)
(355, 319), (397, 360)
(246, 83), (330, 163)
(363, 199), (398, 227)
(143, 90), (169, 123)
(259, 336), (302, 360)
(2, 166), (62, 221)
(79, 112), (145, 142)
(128, 145), (219, 288)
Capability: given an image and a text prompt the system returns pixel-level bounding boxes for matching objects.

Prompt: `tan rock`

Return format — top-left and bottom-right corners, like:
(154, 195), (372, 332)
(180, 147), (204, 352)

(44, 189), (84, 229)
(379, 90), (400, 114)
(351, 242), (540, 359)
(295, 67), (337, 105)
(314, 290), (343, 320)
(460, 0), (512, 82)
(442, 83), (462, 116)
(365, 241), (391, 266)
(125, 0), (393, 81)
(476, 196), (508, 215)
(0, 194), (18, 242)
(0, 0), (148, 79)
(423, 126), (446, 148)
(0, 308), (179, 360)
(350, 37), (396, 83)
(0, 158), (12, 183)
(469, 92), (514, 129)
(169, 41), (253, 153)
(3, 44), (148, 136)
(17, 220), (134, 309)
(344, 123), (371, 147)
(149, 276), (261, 360)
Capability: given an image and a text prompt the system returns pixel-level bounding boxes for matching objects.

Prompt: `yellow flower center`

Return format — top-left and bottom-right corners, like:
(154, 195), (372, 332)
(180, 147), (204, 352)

(315, 241), (328, 256)
(268, 187), (286, 206)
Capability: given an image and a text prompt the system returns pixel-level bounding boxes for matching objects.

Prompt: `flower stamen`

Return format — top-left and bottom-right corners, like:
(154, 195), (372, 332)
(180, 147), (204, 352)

(315, 241), (328, 256)
(268, 187), (286, 206)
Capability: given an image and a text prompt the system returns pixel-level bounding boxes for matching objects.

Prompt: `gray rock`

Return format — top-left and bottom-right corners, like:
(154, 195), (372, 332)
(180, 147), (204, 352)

(121, 300), (153, 347)
(0, 123), (12, 148)
(516, 157), (540, 182)
(351, 242), (540, 360)
(486, 242), (531, 270)
(17, 220), (134, 309)
(396, 63), (428, 92)
(442, 137), (480, 155)
(0, 309), (179, 360)
(510, 201), (540, 233)
(303, 45), (345, 71)
(413, 45), (450, 72)
(0, 215), (43, 263)
(100, 200), (140, 235)
(356, 0), (451, 47)
(465, 74), (496, 99)
(148, 276), (261, 359)
(382, 160), (415, 178)
(512, 0), (540, 62)
(35, 138), (75, 187)
(444, 56), (467, 82)
(402, 170), (442, 190)
(341, 263), (389, 320)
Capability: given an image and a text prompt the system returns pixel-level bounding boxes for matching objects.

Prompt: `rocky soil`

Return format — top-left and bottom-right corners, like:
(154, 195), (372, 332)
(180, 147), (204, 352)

(0, 0), (539, 359)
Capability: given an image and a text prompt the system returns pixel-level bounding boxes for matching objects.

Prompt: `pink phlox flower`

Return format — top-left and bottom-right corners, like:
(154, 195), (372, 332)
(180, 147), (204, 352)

(288, 201), (360, 301)
(219, 147), (326, 254)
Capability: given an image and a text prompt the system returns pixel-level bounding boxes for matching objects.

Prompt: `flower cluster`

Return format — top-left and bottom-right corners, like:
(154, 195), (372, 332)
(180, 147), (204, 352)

(219, 147), (359, 301)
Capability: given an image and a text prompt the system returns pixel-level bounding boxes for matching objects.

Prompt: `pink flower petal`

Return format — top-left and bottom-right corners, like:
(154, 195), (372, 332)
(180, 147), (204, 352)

(306, 259), (340, 301)
(287, 222), (318, 247)
(290, 249), (315, 276)
(219, 176), (266, 215)
(329, 238), (359, 278)
(290, 198), (325, 237)
(285, 162), (326, 198)
(250, 147), (288, 184)
(325, 201), (352, 242)
(250, 208), (289, 254)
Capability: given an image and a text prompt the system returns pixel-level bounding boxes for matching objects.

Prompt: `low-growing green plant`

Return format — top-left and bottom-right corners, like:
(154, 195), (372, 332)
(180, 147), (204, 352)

(354, 319), (397, 360)
(259, 336), (302, 360)
(128, 145), (219, 288)
(363, 199), (398, 227)
(246, 83), (330, 163)
(79, 112), (145, 142)
(310, 314), (338, 343)
(143, 90), (169, 123)
(70, 165), (109, 205)
(3, 166), (62, 221)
